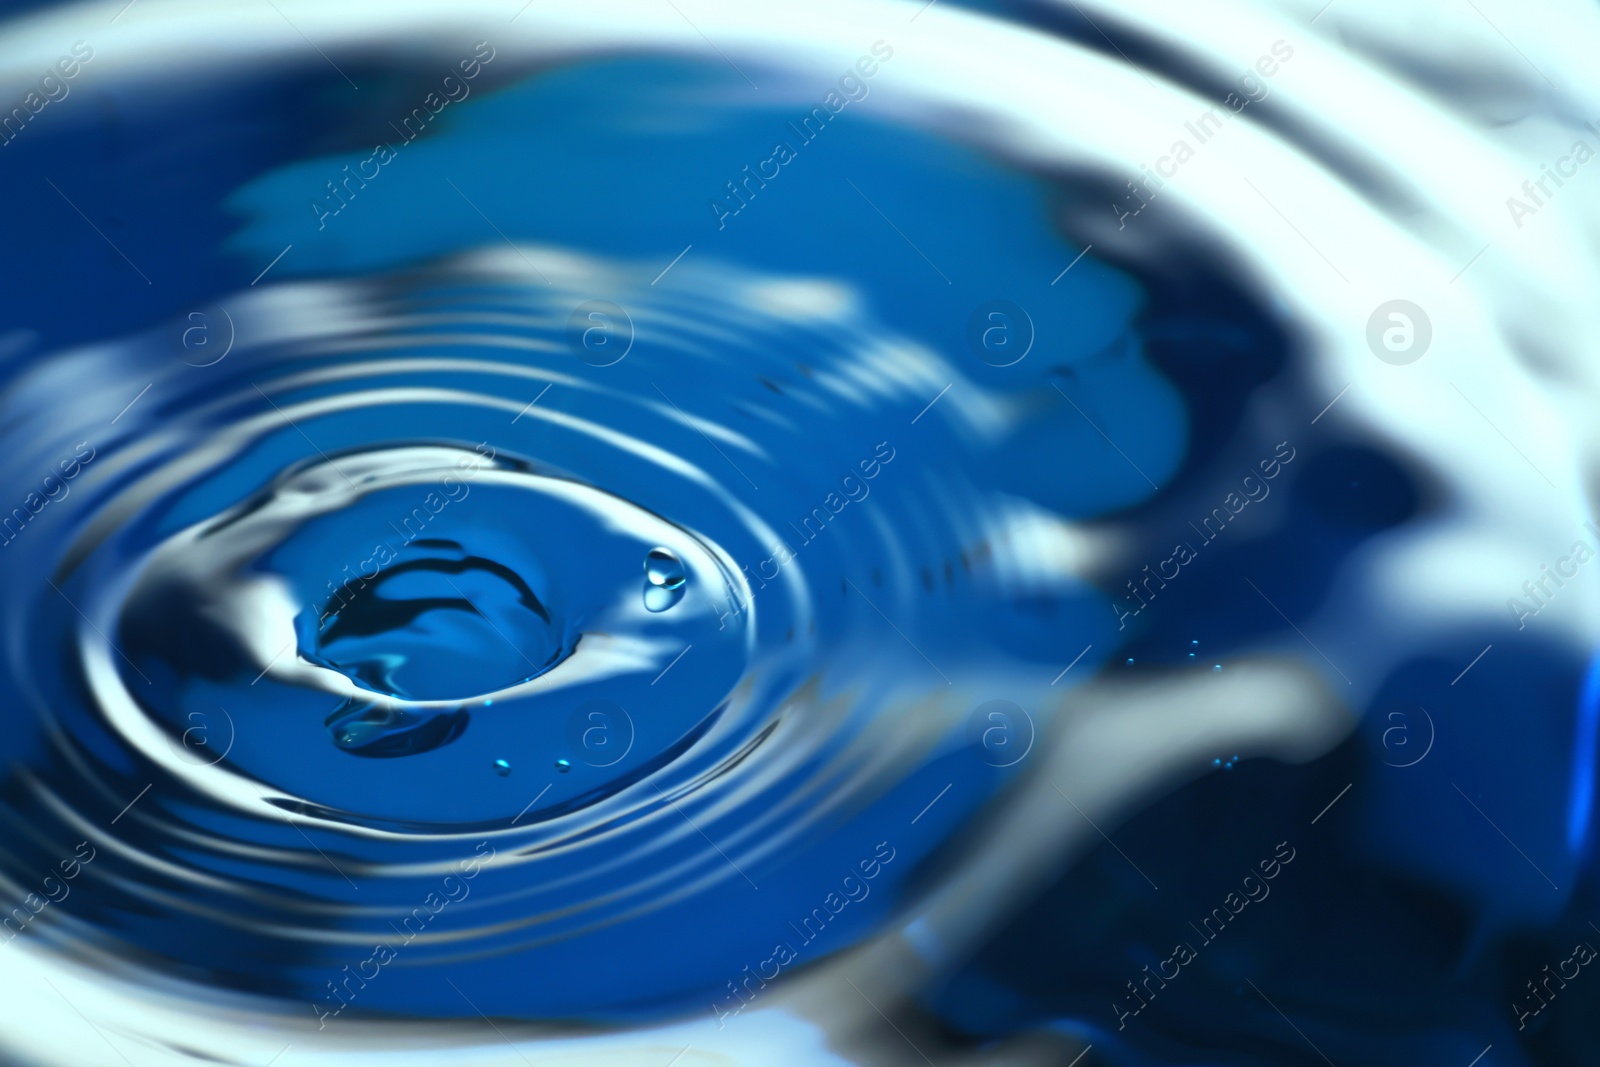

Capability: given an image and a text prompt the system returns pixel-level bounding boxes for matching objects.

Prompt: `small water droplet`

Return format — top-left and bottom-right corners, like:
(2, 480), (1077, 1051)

(1212, 758), (1222, 766)
(644, 547), (686, 589)
(556, 758), (572, 773)
(1212, 663), (1222, 672)
(494, 759), (511, 776)
(1125, 657), (1135, 665)
(642, 547), (687, 612)
(1190, 639), (1199, 646)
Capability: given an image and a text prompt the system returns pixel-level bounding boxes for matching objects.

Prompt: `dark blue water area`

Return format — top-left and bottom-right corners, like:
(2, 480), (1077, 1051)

(908, 350), (1600, 1063)
(923, 702), (1600, 1066)
(0, 19), (1595, 1067)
